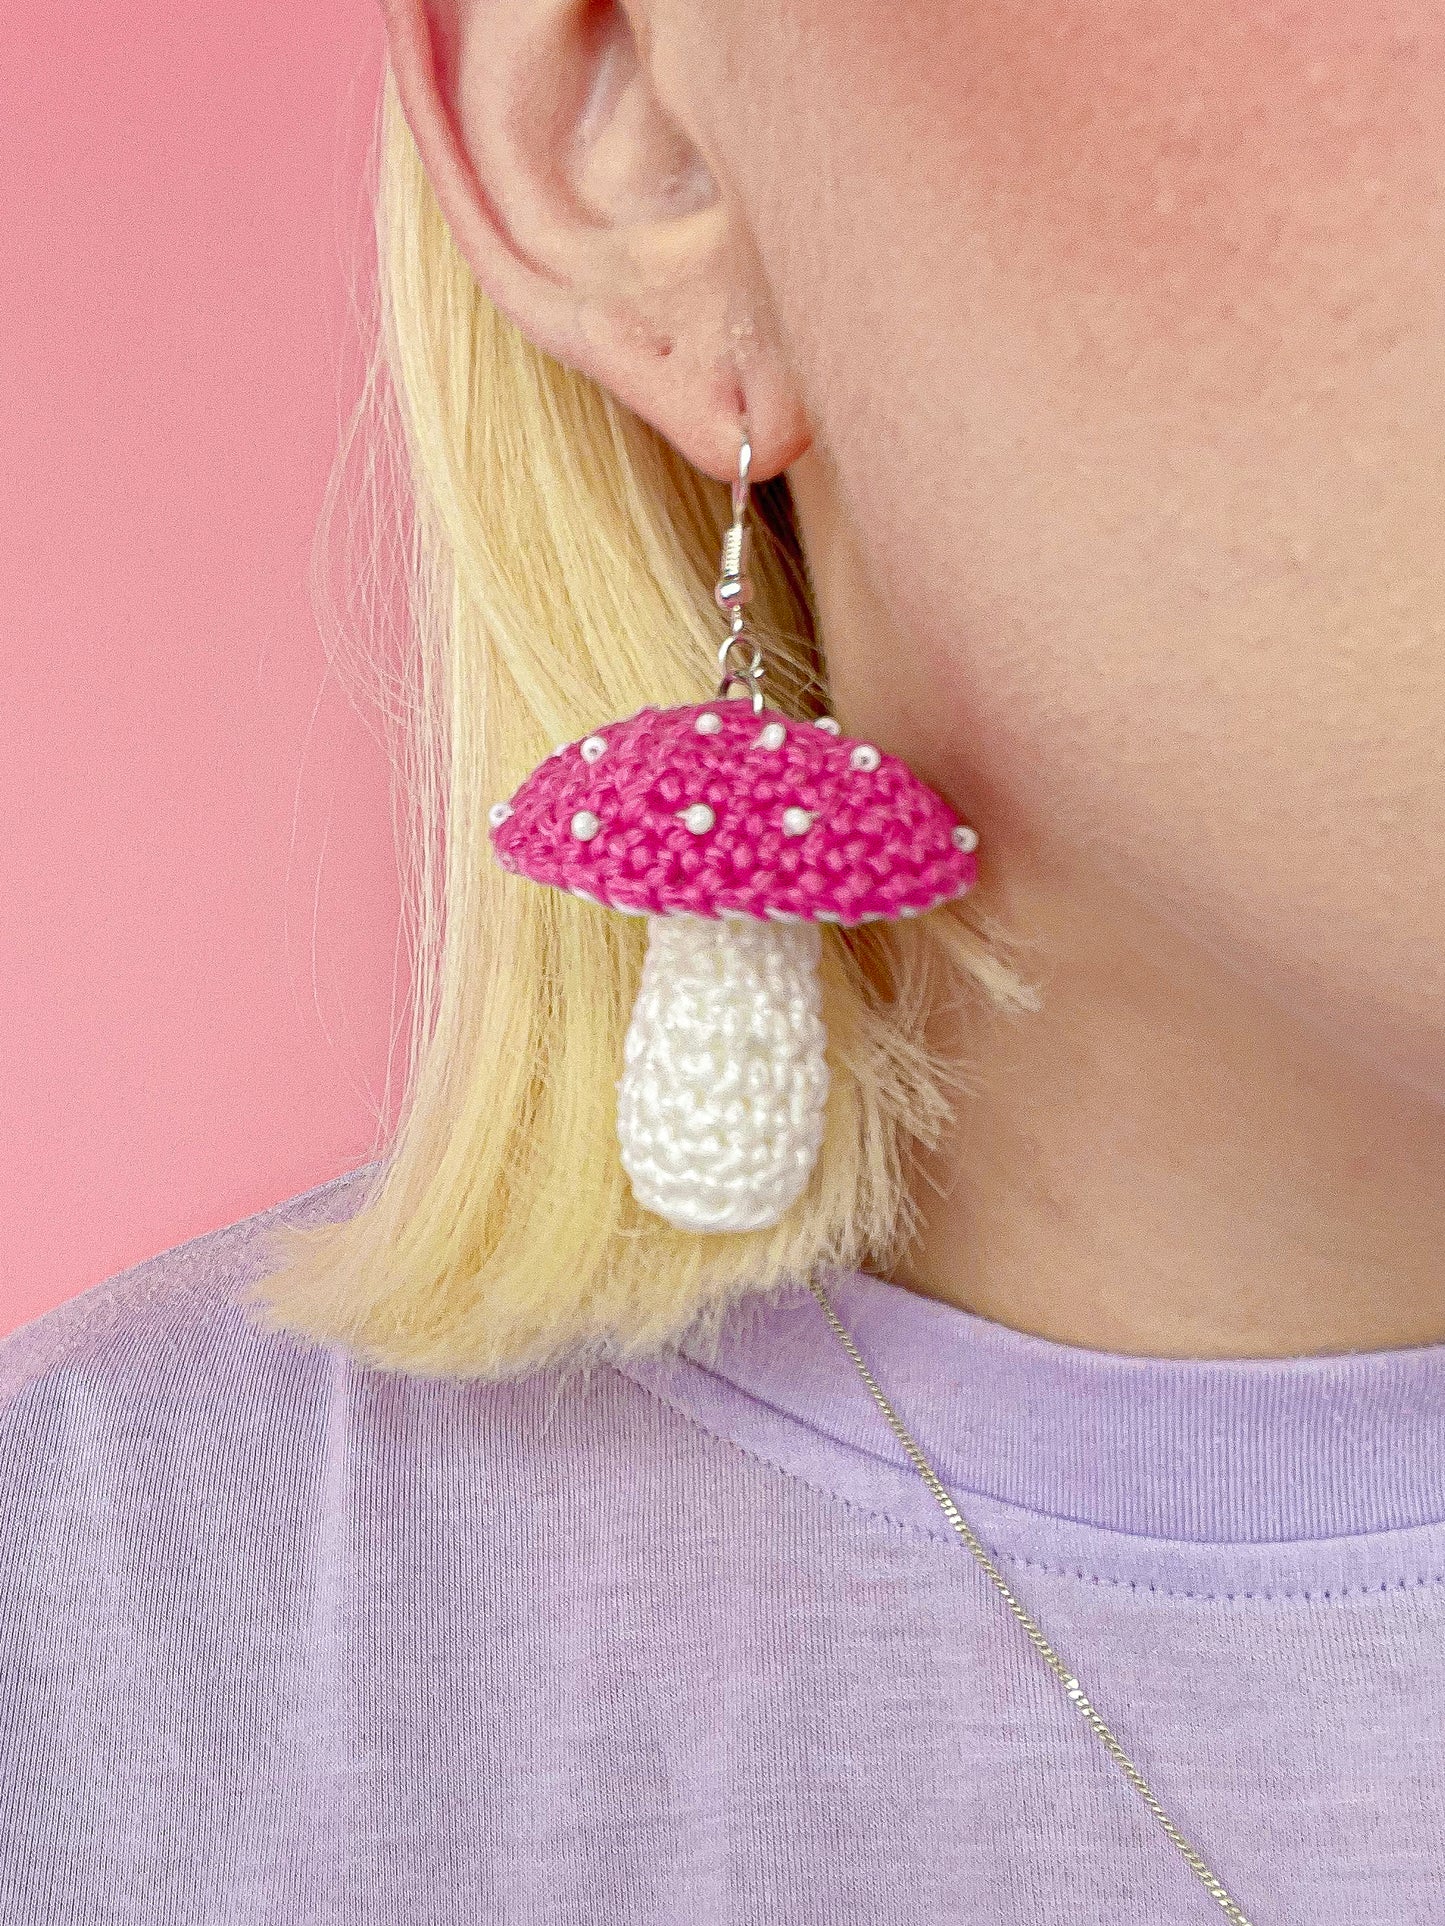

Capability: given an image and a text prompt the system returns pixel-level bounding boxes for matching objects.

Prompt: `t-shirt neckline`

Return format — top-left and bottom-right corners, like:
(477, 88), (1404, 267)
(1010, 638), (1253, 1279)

(616, 1264), (1445, 1600)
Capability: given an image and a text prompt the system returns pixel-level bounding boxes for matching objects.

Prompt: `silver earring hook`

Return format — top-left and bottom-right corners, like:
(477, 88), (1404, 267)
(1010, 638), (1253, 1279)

(715, 425), (765, 714)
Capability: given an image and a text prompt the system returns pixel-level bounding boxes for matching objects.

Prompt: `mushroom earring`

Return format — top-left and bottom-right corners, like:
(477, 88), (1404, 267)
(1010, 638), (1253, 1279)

(487, 429), (980, 1233)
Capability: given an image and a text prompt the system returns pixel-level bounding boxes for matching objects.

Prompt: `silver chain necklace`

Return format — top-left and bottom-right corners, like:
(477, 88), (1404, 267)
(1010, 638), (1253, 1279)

(807, 1273), (1258, 1924)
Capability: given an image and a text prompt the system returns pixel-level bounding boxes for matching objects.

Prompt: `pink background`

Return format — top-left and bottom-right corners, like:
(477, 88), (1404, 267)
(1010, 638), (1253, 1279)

(1, 3), (404, 1335)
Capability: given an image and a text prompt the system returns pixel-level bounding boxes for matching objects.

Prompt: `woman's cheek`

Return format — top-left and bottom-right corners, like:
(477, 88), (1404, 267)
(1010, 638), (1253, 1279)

(799, 3), (1444, 384)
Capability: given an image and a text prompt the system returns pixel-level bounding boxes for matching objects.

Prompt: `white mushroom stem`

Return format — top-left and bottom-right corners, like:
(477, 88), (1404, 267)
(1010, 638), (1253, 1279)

(615, 914), (830, 1233)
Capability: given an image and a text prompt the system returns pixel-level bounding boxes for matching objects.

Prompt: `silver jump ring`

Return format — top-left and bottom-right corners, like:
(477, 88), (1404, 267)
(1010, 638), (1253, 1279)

(718, 633), (764, 682)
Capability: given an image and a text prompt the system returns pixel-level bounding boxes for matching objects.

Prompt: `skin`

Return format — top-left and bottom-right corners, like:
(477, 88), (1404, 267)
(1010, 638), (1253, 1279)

(385, 0), (1445, 1357)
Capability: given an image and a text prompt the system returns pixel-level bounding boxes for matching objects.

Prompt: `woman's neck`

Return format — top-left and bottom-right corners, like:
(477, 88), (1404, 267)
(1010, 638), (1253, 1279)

(890, 852), (1445, 1360)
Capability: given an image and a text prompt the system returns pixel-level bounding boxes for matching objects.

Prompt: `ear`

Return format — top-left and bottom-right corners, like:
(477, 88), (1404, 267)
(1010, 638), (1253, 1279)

(380, 0), (811, 484)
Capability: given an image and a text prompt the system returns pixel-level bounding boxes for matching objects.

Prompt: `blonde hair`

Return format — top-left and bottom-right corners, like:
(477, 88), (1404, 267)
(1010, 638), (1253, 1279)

(245, 68), (1041, 1382)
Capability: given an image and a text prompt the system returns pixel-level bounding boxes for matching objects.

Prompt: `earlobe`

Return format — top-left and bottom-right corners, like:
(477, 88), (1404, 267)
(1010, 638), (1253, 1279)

(381, 0), (810, 484)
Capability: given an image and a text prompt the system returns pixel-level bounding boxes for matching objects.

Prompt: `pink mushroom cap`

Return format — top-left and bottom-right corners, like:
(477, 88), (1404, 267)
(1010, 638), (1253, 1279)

(488, 701), (979, 925)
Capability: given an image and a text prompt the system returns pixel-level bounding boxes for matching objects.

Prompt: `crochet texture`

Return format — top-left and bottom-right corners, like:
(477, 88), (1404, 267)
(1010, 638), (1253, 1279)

(488, 700), (978, 1231)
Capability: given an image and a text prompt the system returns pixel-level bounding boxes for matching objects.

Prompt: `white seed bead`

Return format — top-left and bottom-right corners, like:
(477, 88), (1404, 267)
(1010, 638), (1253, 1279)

(756, 721), (787, 751)
(550, 742), (568, 757)
(813, 716), (842, 736)
(570, 809), (601, 841)
(694, 711), (723, 735)
(580, 734), (608, 762)
(849, 743), (881, 772)
(782, 806), (815, 836)
(952, 823), (979, 852)
(679, 802), (716, 834)
(488, 801), (513, 827)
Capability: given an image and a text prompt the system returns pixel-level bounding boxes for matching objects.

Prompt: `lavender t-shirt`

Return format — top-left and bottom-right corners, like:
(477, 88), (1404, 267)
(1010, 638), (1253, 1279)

(3, 1163), (1443, 1923)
